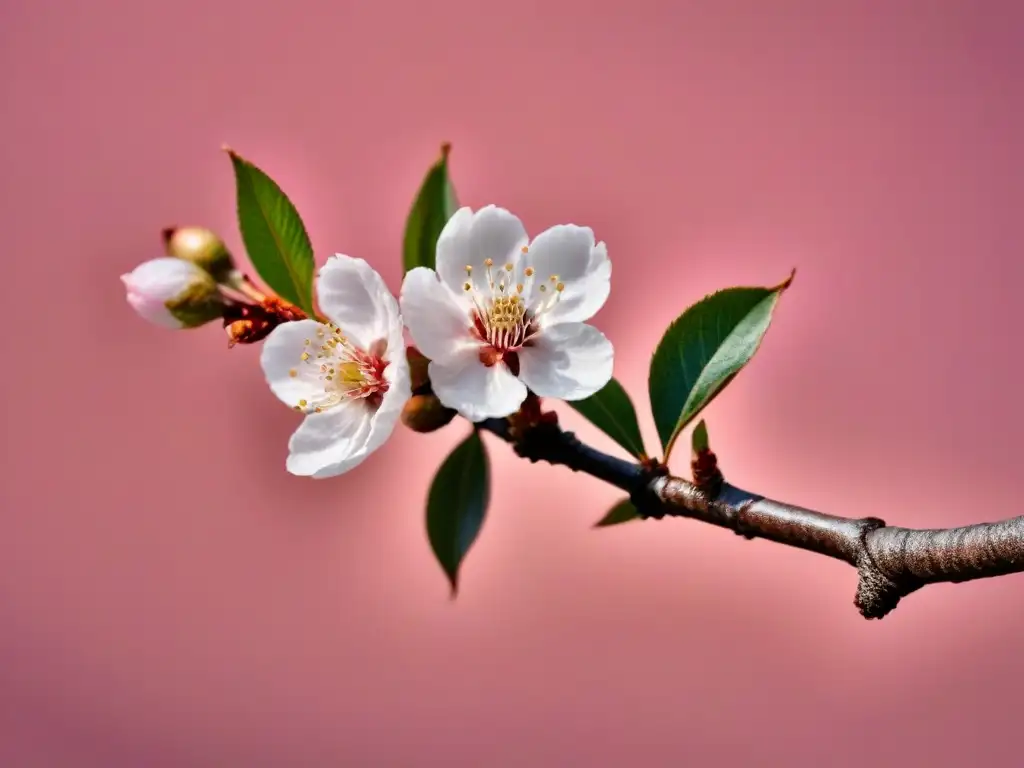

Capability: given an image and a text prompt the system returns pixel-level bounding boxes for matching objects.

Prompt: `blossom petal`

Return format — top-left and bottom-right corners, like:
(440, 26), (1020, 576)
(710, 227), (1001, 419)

(429, 348), (528, 421)
(437, 206), (529, 296)
(517, 322), (614, 401)
(526, 226), (611, 325)
(286, 403), (374, 478)
(125, 290), (182, 328)
(435, 206), (474, 293)
(260, 319), (330, 408)
(122, 258), (208, 301)
(546, 241), (611, 325)
(399, 267), (475, 363)
(317, 255), (400, 350)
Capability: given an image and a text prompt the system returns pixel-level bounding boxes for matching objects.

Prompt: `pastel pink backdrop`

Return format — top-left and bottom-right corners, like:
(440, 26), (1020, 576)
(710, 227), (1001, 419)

(2, 1), (1023, 765)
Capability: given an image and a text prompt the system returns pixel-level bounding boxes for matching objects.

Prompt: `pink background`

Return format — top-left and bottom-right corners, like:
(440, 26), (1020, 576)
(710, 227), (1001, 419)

(3, 1), (1023, 765)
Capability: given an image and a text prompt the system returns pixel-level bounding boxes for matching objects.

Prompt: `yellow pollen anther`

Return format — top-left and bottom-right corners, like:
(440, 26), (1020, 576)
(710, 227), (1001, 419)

(521, 245), (529, 253)
(524, 267), (535, 277)
(464, 282), (471, 291)
(304, 339), (311, 345)
(289, 368), (297, 377)
(301, 352), (310, 361)
(516, 283), (524, 293)
(314, 407), (322, 413)
(504, 263), (513, 272)
(298, 399), (308, 407)
(484, 258), (494, 267)
(556, 282), (565, 292)
(337, 362), (364, 382)
(549, 275), (558, 283)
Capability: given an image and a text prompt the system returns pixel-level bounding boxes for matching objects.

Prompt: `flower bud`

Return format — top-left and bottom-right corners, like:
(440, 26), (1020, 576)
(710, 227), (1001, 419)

(121, 257), (224, 329)
(400, 394), (457, 433)
(162, 226), (235, 280)
(406, 346), (431, 392)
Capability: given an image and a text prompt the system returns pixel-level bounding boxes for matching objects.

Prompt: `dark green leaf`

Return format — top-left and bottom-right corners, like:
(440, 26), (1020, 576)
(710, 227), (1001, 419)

(403, 143), (459, 273)
(426, 429), (490, 595)
(593, 498), (639, 528)
(226, 148), (316, 316)
(567, 378), (646, 459)
(691, 419), (710, 455)
(649, 272), (794, 459)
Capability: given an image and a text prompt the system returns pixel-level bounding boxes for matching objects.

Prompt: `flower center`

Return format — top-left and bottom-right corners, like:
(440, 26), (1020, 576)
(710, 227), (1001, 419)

(289, 323), (389, 413)
(462, 252), (564, 365)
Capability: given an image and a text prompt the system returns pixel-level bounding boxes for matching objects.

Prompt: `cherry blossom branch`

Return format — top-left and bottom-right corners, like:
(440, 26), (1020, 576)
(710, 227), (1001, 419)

(130, 156), (1024, 619)
(476, 416), (1024, 620)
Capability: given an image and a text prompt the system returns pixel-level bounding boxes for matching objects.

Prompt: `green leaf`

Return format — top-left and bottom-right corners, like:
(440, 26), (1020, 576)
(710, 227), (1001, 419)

(593, 498), (640, 528)
(426, 429), (490, 595)
(691, 419), (710, 455)
(226, 148), (316, 316)
(567, 378), (647, 459)
(403, 143), (459, 273)
(649, 271), (794, 459)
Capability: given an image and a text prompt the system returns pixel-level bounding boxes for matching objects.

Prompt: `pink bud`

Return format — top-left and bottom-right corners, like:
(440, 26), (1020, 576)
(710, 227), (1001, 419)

(121, 258), (223, 329)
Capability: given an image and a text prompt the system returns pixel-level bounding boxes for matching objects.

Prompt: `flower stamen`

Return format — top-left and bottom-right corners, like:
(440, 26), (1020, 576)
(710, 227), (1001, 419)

(464, 254), (569, 364)
(292, 323), (389, 413)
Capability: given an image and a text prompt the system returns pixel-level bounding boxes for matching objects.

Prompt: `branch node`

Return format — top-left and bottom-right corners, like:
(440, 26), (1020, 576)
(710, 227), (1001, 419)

(632, 477), (668, 520)
(691, 449), (724, 499)
(861, 517), (886, 533)
(854, 559), (907, 620)
(510, 420), (576, 468)
(733, 501), (758, 539)
(852, 517), (922, 619)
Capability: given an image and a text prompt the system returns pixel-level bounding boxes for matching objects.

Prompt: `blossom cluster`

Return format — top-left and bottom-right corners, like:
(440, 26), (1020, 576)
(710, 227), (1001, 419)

(122, 207), (614, 478)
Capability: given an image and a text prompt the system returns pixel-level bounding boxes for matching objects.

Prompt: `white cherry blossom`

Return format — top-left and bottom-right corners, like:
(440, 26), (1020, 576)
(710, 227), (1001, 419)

(260, 255), (410, 478)
(400, 205), (613, 421)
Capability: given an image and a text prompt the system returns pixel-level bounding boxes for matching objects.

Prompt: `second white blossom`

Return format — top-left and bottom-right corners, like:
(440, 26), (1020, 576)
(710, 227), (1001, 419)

(260, 255), (410, 478)
(400, 205), (613, 421)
